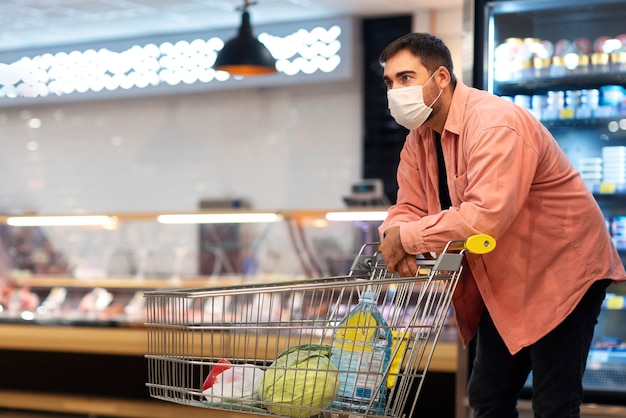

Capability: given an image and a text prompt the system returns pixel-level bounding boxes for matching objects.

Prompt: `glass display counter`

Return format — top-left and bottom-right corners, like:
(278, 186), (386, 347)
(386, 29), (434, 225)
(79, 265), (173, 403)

(0, 209), (384, 326)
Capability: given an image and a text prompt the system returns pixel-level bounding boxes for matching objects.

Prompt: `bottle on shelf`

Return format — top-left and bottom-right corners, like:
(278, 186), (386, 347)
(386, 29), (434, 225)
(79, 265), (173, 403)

(610, 51), (626, 73)
(533, 57), (552, 79)
(549, 55), (566, 78)
(543, 90), (564, 121)
(591, 52), (610, 73)
(330, 290), (392, 415)
(576, 54), (591, 75)
(580, 89), (600, 117)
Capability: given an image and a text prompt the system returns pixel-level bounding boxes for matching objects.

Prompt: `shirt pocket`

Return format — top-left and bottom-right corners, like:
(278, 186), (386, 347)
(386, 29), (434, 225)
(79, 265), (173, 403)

(452, 171), (468, 204)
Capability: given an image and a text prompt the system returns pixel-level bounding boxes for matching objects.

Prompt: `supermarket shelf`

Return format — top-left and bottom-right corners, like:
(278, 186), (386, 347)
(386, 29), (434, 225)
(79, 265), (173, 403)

(493, 72), (626, 96)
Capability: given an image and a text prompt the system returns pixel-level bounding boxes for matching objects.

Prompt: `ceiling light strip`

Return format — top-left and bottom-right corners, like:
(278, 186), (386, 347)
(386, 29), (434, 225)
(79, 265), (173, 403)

(325, 211), (388, 222)
(157, 213), (281, 224)
(3, 211), (385, 225)
(6, 215), (115, 226)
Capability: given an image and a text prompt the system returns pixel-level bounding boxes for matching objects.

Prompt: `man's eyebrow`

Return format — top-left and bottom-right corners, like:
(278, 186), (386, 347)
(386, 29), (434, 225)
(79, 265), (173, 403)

(396, 70), (417, 78)
(382, 70), (417, 81)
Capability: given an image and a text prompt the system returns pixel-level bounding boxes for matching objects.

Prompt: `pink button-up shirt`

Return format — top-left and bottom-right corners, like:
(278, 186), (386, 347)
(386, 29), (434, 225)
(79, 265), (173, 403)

(380, 81), (626, 354)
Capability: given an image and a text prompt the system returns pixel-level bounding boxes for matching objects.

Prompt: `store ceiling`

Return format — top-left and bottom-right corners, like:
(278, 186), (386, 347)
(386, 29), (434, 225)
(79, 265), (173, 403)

(0, 0), (462, 53)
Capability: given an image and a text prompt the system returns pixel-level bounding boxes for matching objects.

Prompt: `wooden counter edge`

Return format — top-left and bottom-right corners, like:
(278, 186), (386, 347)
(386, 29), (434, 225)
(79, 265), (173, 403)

(0, 390), (250, 418)
(425, 340), (458, 373)
(0, 323), (458, 372)
(0, 323), (147, 356)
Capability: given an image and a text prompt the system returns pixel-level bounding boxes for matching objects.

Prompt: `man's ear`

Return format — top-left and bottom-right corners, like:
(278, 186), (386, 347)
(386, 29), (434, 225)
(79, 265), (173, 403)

(435, 65), (451, 89)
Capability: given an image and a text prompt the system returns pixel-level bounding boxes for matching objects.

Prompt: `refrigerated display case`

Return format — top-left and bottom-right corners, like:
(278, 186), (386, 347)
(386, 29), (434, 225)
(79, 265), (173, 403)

(461, 0), (626, 416)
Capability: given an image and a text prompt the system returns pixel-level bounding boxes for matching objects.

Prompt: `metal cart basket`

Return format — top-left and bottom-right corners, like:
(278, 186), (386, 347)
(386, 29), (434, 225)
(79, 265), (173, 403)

(145, 234), (495, 418)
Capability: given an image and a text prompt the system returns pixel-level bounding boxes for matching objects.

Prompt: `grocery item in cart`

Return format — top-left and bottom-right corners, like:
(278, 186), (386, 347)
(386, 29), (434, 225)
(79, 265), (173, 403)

(202, 359), (233, 391)
(387, 330), (413, 388)
(330, 290), (392, 415)
(202, 359), (264, 402)
(259, 344), (339, 418)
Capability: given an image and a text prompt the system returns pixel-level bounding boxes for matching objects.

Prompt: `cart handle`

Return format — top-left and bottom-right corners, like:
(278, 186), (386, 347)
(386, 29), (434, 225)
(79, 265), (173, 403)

(448, 233), (496, 254)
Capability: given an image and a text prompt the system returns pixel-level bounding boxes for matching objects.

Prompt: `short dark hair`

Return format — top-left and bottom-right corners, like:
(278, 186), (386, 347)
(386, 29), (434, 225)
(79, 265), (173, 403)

(380, 33), (456, 85)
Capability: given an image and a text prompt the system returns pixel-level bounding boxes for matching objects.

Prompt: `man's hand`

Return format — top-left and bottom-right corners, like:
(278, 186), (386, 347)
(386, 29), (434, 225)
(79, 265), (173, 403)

(381, 226), (417, 277)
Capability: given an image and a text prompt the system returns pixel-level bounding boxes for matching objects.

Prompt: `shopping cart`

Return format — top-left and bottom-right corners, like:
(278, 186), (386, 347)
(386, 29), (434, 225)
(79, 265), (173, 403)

(144, 234), (495, 418)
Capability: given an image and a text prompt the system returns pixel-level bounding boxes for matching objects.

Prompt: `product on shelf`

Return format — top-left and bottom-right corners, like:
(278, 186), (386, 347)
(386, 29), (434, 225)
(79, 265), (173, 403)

(38, 287), (67, 315)
(579, 157), (603, 188)
(78, 287), (113, 314)
(15, 286), (39, 312)
(506, 85), (625, 122)
(494, 33), (626, 81)
(124, 290), (146, 321)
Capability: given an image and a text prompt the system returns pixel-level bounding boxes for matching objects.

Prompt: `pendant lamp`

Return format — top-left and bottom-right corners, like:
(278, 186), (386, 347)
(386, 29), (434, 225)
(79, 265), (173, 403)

(213, 0), (277, 76)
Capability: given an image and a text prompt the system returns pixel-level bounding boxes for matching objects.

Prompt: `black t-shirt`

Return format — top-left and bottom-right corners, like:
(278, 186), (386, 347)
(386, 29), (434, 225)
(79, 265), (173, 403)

(434, 132), (452, 210)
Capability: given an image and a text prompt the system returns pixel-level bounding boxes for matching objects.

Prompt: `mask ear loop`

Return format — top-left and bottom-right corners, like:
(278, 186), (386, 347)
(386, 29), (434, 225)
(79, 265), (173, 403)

(424, 69), (443, 108)
(428, 87), (443, 108)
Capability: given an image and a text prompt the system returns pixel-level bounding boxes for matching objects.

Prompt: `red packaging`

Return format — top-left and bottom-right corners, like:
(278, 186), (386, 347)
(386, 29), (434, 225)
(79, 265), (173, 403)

(554, 39), (572, 57)
(594, 36), (610, 53)
(574, 38), (592, 55)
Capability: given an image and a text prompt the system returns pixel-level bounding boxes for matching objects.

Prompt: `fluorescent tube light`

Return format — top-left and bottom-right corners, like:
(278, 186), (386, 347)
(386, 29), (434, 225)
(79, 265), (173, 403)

(325, 211), (388, 222)
(157, 213), (281, 224)
(6, 215), (116, 227)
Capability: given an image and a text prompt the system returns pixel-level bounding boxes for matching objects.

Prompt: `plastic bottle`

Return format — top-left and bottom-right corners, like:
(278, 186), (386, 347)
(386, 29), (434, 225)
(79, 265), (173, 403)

(330, 290), (392, 415)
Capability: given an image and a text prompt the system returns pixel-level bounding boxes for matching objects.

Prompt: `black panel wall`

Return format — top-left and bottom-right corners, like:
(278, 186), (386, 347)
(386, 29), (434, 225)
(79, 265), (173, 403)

(361, 16), (412, 205)
(360, 16), (456, 418)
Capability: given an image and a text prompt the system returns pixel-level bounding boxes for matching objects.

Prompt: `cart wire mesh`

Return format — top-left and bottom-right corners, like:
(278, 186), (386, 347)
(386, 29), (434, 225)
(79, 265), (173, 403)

(145, 235), (495, 418)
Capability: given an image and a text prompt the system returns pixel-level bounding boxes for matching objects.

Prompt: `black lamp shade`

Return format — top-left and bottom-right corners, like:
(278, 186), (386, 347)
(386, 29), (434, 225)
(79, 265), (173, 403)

(214, 11), (277, 76)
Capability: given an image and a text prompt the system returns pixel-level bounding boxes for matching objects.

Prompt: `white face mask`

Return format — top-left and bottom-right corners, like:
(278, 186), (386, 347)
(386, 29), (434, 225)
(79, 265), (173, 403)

(387, 72), (442, 130)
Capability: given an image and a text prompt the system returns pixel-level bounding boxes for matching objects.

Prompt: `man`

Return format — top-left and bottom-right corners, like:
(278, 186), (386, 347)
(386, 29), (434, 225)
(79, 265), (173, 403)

(377, 32), (626, 418)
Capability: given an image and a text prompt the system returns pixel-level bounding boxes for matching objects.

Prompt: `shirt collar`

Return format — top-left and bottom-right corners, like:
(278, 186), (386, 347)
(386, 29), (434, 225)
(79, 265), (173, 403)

(443, 80), (470, 138)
